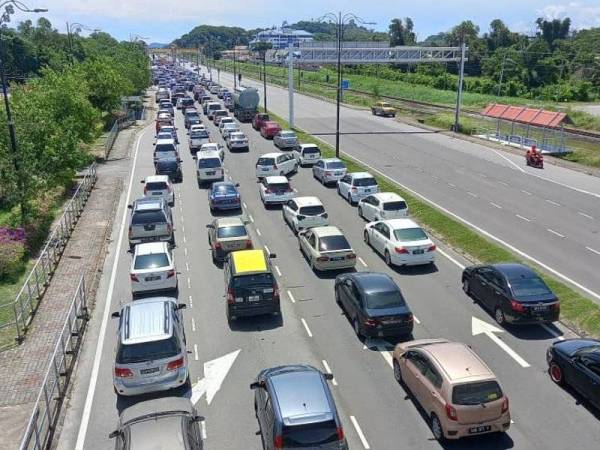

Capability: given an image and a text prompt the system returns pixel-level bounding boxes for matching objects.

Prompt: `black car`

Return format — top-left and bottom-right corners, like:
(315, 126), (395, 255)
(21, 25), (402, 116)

(547, 338), (600, 411)
(155, 157), (182, 182)
(462, 263), (560, 326)
(334, 272), (413, 338)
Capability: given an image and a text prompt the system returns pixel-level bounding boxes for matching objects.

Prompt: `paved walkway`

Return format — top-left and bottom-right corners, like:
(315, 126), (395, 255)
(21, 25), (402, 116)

(0, 118), (144, 448)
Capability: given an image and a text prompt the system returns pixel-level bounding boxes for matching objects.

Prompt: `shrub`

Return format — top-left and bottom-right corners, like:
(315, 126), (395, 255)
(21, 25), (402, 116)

(0, 227), (26, 279)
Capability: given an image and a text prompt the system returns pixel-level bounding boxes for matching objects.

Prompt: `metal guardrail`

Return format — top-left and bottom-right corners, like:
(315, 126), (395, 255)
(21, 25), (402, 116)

(0, 163), (96, 347)
(19, 275), (89, 450)
(104, 119), (119, 159)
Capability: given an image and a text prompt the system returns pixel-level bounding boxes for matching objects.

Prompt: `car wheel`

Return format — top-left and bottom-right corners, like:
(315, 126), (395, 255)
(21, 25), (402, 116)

(393, 360), (402, 384)
(495, 307), (506, 326)
(335, 288), (341, 305)
(363, 230), (370, 245)
(310, 257), (317, 272)
(292, 222), (298, 235)
(353, 318), (362, 338)
(431, 414), (445, 441)
(347, 192), (352, 205)
(462, 278), (471, 295)
(385, 250), (392, 266)
(254, 399), (258, 418)
(358, 206), (363, 218)
(549, 361), (565, 386)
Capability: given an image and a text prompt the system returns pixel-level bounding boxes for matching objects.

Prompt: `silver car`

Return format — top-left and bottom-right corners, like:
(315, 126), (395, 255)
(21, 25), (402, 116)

(312, 158), (347, 185)
(112, 297), (188, 397)
(128, 198), (174, 249)
(273, 130), (299, 150)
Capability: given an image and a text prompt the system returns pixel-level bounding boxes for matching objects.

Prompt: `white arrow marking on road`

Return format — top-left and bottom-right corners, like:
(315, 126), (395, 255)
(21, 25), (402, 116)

(471, 317), (530, 368)
(191, 349), (241, 406)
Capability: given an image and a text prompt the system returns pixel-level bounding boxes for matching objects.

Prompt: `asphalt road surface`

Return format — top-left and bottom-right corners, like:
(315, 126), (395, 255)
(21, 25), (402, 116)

(58, 83), (600, 450)
(204, 65), (600, 304)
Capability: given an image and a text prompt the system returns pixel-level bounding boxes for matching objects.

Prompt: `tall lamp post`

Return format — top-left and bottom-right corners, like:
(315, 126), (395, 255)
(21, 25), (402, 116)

(0, 1), (47, 224)
(318, 12), (375, 158)
(66, 22), (99, 65)
(251, 42), (272, 112)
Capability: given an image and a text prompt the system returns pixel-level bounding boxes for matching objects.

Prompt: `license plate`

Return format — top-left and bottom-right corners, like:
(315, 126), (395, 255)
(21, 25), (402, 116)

(152, 191), (162, 195)
(330, 256), (344, 261)
(468, 426), (491, 434)
(248, 295), (260, 302)
(364, 189), (371, 193)
(145, 276), (160, 281)
(206, 171), (215, 175)
(140, 367), (159, 375)
(382, 319), (401, 324)
(261, 168), (269, 171)
(532, 305), (547, 312)
(413, 249), (425, 255)
(335, 172), (343, 175)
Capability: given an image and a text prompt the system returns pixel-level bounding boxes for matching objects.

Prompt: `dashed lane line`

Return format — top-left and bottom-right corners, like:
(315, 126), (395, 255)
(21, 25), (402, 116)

(358, 257), (368, 267)
(189, 295), (193, 308)
(287, 290), (296, 303)
(300, 318), (313, 337)
(521, 189), (532, 195)
(184, 247), (188, 256)
(264, 245), (271, 254)
(467, 191), (478, 198)
(275, 265), (282, 277)
(194, 344), (199, 361)
(248, 214), (254, 223)
(547, 229), (566, 239)
(578, 211), (594, 220)
(516, 215), (531, 222)
(256, 228), (262, 236)
(545, 199), (561, 207)
(586, 246), (600, 256)
(191, 317), (196, 332)
(489, 202), (502, 209)
(185, 262), (190, 272)
(321, 360), (338, 386)
(350, 416), (371, 449)
(201, 421), (207, 440)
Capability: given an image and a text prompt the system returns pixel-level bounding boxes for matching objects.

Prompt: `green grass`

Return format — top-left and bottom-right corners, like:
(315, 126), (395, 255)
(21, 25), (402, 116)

(261, 107), (600, 338)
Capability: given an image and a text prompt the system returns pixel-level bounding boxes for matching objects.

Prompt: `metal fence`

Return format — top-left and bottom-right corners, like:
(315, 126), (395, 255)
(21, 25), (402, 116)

(472, 127), (569, 155)
(104, 119), (120, 159)
(0, 163), (96, 348)
(19, 275), (89, 450)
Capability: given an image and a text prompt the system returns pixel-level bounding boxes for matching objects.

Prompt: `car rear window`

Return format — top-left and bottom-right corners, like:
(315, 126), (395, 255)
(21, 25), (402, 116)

(198, 158), (222, 168)
(217, 225), (247, 238)
(232, 273), (274, 289)
(281, 132), (296, 138)
(452, 381), (503, 405)
(213, 185), (237, 195)
(131, 210), (166, 225)
(134, 253), (169, 270)
(190, 130), (208, 138)
(215, 110), (227, 116)
(302, 147), (320, 154)
(353, 177), (377, 187)
(155, 144), (175, 153)
(156, 160), (178, 170)
(383, 201), (407, 211)
(267, 183), (290, 191)
(299, 205), (325, 216)
(117, 335), (180, 364)
(257, 157), (275, 166)
(319, 235), (351, 251)
(366, 290), (406, 309)
(282, 420), (338, 446)
(208, 104), (220, 110)
(326, 161), (345, 169)
(393, 227), (428, 242)
(230, 133), (245, 139)
(509, 276), (552, 297)
(146, 182), (168, 191)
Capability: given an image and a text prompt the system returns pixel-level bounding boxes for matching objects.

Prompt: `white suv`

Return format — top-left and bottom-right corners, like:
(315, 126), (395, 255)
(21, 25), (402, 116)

(337, 172), (378, 205)
(130, 242), (178, 295)
(259, 176), (295, 207)
(142, 175), (175, 206)
(197, 151), (224, 184)
(358, 192), (408, 222)
(282, 196), (329, 234)
(255, 152), (297, 178)
(293, 144), (321, 166)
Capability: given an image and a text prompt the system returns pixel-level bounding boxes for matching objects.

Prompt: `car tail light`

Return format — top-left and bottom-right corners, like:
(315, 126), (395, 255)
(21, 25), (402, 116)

(166, 269), (176, 278)
(214, 242), (222, 250)
(273, 285), (280, 302)
(336, 426), (345, 441)
(273, 164), (278, 170)
(285, 187), (293, 193)
(346, 253), (357, 259)
(325, 171), (332, 176)
(427, 244), (437, 252)
(321, 213), (328, 219)
(245, 239), (253, 249)
(407, 313), (414, 322)
(510, 300), (526, 313)
(445, 403), (458, 421)
(226, 288), (235, 304)
(166, 357), (184, 371)
(274, 435), (283, 449)
(167, 223), (172, 234)
(128, 226), (132, 239)
(265, 188), (273, 194)
(143, 185), (148, 195)
(551, 302), (560, 312)
(395, 247), (409, 254)
(114, 367), (134, 378)
(316, 256), (329, 262)
(351, 187), (358, 192)
(501, 397), (509, 413)
(364, 318), (379, 327)
(130, 273), (139, 282)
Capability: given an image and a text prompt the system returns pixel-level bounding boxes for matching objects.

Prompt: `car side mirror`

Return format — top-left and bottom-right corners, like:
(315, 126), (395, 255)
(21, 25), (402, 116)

(269, 253), (277, 259)
(249, 381), (264, 390)
(206, 224), (214, 229)
(111, 311), (120, 318)
(127, 204), (132, 209)
(177, 303), (187, 310)
(235, 183), (240, 187)
(324, 373), (334, 381)
(140, 180), (145, 183)
(193, 415), (205, 423)
(108, 430), (120, 439)
(152, 142), (156, 146)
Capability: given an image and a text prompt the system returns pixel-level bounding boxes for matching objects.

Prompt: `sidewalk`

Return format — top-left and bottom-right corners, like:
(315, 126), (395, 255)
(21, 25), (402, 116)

(0, 119), (143, 448)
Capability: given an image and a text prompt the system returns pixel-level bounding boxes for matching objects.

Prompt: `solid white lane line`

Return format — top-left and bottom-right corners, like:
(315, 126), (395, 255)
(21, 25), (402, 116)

(185, 262), (190, 272)
(358, 257), (368, 267)
(490, 148), (525, 173)
(275, 265), (282, 277)
(287, 290), (296, 303)
(540, 323), (564, 340)
(545, 199), (561, 207)
(578, 211), (594, 220)
(75, 124), (148, 450)
(191, 317), (196, 332)
(547, 229), (566, 238)
(467, 191), (478, 198)
(489, 202), (502, 209)
(586, 246), (600, 256)
(437, 248), (466, 270)
(350, 416), (371, 449)
(521, 189), (532, 195)
(264, 245), (270, 254)
(201, 421), (207, 440)
(321, 360), (338, 386)
(516, 214), (531, 222)
(248, 214), (254, 223)
(194, 344), (199, 361)
(184, 247), (188, 256)
(256, 228), (262, 236)
(189, 295), (193, 308)
(300, 318), (313, 337)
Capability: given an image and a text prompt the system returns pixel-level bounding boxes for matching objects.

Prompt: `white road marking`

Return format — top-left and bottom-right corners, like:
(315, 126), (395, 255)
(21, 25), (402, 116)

(185, 262), (190, 272)
(201, 421), (207, 440)
(586, 246), (600, 256)
(75, 124), (149, 450)
(490, 148), (525, 173)
(350, 416), (371, 449)
(183, 235), (187, 243)
(413, 315), (421, 324)
(540, 323), (564, 340)
(547, 229), (566, 238)
(521, 189), (532, 195)
(191, 317), (196, 331)
(321, 360), (338, 386)
(275, 265), (282, 276)
(431, 175), (439, 180)
(184, 247), (188, 256)
(287, 290), (296, 303)
(479, 173), (488, 178)
(545, 199), (561, 207)
(248, 214), (254, 223)
(358, 257), (368, 267)
(190, 350), (241, 406)
(467, 191), (478, 198)
(264, 245), (270, 254)
(516, 214), (531, 222)
(182, 224), (185, 233)
(194, 344), (199, 361)
(181, 216), (184, 224)
(300, 318), (313, 337)
(256, 228), (262, 236)
(498, 180), (509, 186)
(448, 182), (456, 188)
(578, 211), (594, 220)
(243, 202), (247, 208)
(489, 202), (502, 209)
(472, 317), (530, 368)
(187, 278), (192, 289)
(437, 247), (466, 270)
(189, 295), (193, 308)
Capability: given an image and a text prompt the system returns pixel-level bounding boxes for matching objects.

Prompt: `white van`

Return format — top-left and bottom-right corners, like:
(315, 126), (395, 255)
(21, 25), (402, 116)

(197, 151), (224, 185)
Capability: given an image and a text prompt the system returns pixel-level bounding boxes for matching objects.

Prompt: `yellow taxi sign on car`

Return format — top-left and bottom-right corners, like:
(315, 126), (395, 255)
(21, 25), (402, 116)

(231, 249), (268, 274)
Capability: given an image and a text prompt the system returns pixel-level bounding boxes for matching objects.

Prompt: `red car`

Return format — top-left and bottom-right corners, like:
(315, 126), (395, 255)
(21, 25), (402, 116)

(260, 121), (282, 139)
(252, 113), (270, 130)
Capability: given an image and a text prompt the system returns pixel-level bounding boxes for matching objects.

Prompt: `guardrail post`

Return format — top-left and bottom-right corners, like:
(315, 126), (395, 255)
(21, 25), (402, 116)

(13, 302), (22, 342)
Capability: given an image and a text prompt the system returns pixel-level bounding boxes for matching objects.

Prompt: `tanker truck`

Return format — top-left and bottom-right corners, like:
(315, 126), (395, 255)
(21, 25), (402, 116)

(233, 87), (260, 122)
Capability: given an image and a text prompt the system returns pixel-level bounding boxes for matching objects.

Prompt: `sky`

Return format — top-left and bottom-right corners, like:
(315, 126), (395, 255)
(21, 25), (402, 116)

(8, 0), (600, 43)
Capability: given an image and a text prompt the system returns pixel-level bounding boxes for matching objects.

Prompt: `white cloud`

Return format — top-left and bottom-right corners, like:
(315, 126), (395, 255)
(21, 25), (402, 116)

(538, 2), (600, 29)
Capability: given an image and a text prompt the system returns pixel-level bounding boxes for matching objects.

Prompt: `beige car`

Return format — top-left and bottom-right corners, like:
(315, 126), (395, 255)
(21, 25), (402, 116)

(206, 217), (253, 262)
(392, 338), (510, 441)
(297, 226), (356, 272)
(371, 101), (396, 117)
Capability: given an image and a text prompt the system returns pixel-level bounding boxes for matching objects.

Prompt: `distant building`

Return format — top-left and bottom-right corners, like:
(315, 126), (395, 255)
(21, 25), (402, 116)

(221, 45), (251, 61)
(250, 21), (313, 49)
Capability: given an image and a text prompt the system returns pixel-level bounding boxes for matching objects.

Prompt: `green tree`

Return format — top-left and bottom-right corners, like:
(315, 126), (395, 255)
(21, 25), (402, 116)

(536, 17), (571, 49)
(76, 57), (133, 111)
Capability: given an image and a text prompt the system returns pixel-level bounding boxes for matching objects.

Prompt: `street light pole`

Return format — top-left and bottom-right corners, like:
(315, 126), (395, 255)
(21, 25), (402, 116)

(335, 12), (342, 158)
(262, 51), (267, 111)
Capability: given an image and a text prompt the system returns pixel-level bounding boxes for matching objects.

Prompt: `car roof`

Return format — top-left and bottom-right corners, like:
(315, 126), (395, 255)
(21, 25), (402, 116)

(198, 150), (221, 159)
(231, 250), (268, 274)
(127, 416), (186, 450)
(371, 192), (404, 202)
(294, 196), (322, 207)
(259, 152), (281, 159)
(350, 272), (397, 294)
(120, 397), (195, 427)
(322, 158), (343, 164)
(134, 241), (168, 256)
(383, 218), (420, 230)
(145, 175), (170, 183)
(215, 216), (245, 227)
(349, 172), (374, 179)
(212, 181), (237, 189)
(155, 138), (175, 145)
(200, 143), (218, 149)
(120, 297), (176, 344)
(133, 198), (164, 210)
(265, 176), (288, 184)
(492, 263), (537, 279)
(421, 341), (495, 383)
(312, 226), (343, 237)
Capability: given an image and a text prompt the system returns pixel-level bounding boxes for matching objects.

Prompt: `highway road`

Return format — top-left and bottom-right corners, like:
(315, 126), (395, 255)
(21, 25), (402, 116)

(204, 65), (600, 304)
(57, 82), (600, 450)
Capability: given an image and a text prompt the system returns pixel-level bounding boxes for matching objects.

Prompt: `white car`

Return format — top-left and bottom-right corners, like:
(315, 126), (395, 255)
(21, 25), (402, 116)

(142, 175), (175, 206)
(298, 226), (356, 272)
(221, 122), (240, 139)
(189, 123), (206, 133)
(226, 131), (249, 151)
(130, 242), (178, 295)
(255, 152), (298, 178)
(209, 85), (220, 95)
(358, 192), (408, 222)
(282, 196), (329, 234)
(198, 142), (224, 161)
(337, 172), (378, 205)
(312, 158), (347, 185)
(259, 176), (295, 206)
(218, 117), (235, 132)
(363, 218), (436, 267)
(197, 151), (224, 184)
(293, 144), (321, 166)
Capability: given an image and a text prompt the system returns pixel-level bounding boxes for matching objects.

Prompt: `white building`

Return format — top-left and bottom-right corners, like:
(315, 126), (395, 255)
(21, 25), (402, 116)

(250, 22), (313, 49)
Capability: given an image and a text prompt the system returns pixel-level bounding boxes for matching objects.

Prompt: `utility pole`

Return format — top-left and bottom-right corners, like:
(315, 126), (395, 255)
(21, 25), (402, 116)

(288, 43), (294, 128)
(262, 50), (268, 112)
(453, 42), (466, 133)
(233, 40), (237, 90)
(497, 53), (507, 97)
(335, 11), (342, 158)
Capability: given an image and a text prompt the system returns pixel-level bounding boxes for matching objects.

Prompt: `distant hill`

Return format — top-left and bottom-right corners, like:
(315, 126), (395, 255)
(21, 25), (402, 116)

(148, 42), (168, 49)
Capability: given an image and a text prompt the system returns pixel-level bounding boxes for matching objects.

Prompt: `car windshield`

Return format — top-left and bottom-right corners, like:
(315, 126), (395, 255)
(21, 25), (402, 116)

(319, 235), (351, 251)
(131, 210), (165, 225)
(116, 335), (180, 364)
(354, 177), (377, 187)
(383, 201), (407, 211)
(155, 144), (175, 153)
(217, 225), (247, 238)
(146, 182), (168, 191)
(452, 381), (503, 405)
(198, 158), (221, 168)
(299, 205), (325, 216)
(232, 273), (273, 289)
(257, 157), (275, 166)
(282, 420), (338, 446)
(281, 132), (296, 138)
(509, 276), (552, 297)
(393, 227), (428, 242)
(326, 161), (346, 169)
(366, 290), (406, 309)
(213, 185), (237, 195)
(134, 253), (169, 270)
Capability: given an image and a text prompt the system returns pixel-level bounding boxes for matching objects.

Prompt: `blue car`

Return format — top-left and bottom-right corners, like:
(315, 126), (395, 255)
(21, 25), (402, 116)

(208, 182), (241, 212)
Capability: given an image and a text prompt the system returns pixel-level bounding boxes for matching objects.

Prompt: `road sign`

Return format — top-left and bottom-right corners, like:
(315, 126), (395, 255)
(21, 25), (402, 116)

(341, 79), (350, 90)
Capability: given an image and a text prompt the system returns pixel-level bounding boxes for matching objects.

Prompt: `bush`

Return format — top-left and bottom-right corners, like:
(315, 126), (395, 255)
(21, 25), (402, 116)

(0, 227), (26, 279)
